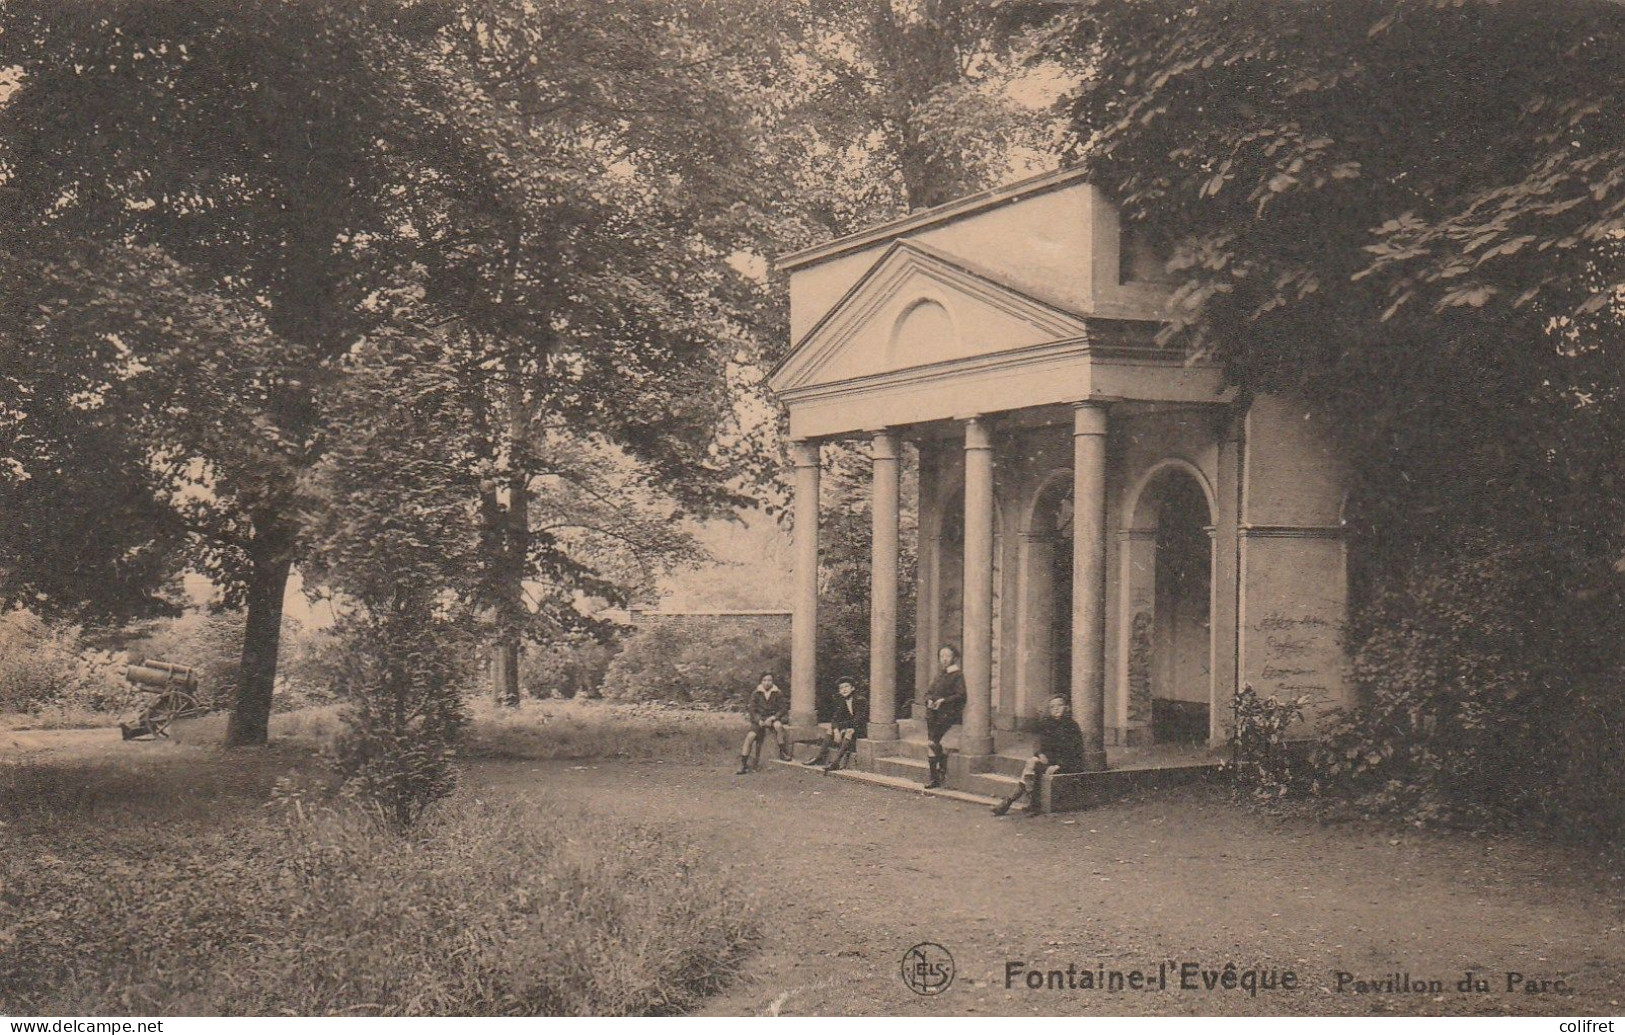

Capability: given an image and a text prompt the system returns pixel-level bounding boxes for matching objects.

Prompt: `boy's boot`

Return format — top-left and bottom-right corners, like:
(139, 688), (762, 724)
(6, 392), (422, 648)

(736, 754), (751, 775)
(803, 738), (831, 766)
(992, 779), (1026, 816)
(824, 738), (854, 772)
(1021, 775), (1042, 815)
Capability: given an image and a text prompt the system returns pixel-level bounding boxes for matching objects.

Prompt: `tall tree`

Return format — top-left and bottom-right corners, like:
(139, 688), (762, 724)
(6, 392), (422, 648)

(402, 0), (777, 703)
(0, 0), (467, 742)
(0, 0), (779, 740)
(1045, 0), (1625, 833)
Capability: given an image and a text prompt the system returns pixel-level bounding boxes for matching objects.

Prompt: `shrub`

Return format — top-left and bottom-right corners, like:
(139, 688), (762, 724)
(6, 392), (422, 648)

(520, 632), (618, 699)
(1309, 531), (1625, 838)
(274, 621), (347, 711)
(0, 608), (124, 715)
(600, 619), (788, 707)
(330, 602), (472, 830)
(1226, 684), (1307, 799)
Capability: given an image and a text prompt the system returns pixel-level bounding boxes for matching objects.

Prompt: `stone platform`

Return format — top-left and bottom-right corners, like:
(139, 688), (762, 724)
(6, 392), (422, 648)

(782, 720), (1223, 813)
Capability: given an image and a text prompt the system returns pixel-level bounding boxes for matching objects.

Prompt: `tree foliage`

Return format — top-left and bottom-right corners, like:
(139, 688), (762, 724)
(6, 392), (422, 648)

(0, 0), (782, 741)
(600, 618), (789, 708)
(1062, 0), (1625, 559)
(1058, 0), (1625, 837)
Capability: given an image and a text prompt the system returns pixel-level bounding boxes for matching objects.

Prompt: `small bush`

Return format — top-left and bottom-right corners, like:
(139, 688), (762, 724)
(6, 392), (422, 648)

(0, 608), (125, 715)
(1226, 684), (1307, 799)
(330, 603), (472, 830)
(600, 620), (788, 707)
(520, 633), (618, 699)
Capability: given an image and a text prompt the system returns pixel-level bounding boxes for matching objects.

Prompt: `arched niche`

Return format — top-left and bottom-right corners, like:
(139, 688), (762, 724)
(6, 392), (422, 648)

(889, 297), (957, 369)
(1120, 460), (1216, 745)
(1010, 469), (1074, 728)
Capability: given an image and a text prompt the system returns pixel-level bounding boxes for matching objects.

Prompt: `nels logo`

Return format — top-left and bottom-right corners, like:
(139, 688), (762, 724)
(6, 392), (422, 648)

(901, 942), (955, 996)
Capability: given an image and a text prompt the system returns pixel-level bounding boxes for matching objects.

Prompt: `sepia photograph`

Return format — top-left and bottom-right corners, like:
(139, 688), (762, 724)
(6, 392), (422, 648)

(0, 0), (1622, 1023)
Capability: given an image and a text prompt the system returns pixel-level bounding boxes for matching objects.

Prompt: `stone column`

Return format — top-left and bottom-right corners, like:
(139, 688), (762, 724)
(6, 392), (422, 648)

(1071, 403), (1110, 771)
(961, 417), (996, 757)
(1014, 530), (1057, 730)
(1210, 408), (1243, 746)
(790, 439), (821, 728)
(913, 442), (938, 718)
(868, 430), (901, 740)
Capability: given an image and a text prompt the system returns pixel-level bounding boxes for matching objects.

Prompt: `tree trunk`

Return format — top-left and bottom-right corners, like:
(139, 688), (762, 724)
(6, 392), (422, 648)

(492, 467), (529, 707)
(226, 537), (294, 747)
(493, 637), (520, 706)
(492, 375), (530, 707)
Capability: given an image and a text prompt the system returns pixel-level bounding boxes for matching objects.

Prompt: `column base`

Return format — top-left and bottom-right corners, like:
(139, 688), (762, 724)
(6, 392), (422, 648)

(790, 711), (818, 730)
(866, 721), (900, 742)
(855, 737), (905, 768)
(959, 734), (995, 757)
(1117, 724), (1154, 747)
(1081, 747), (1109, 773)
(946, 752), (986, 785)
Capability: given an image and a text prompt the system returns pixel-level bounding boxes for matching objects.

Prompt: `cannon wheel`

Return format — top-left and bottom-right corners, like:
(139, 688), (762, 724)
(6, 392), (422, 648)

(146, 689), (202, 738)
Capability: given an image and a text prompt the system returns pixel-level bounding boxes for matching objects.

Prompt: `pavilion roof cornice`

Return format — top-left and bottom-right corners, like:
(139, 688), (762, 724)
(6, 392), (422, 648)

(775, 167), (1094, 273)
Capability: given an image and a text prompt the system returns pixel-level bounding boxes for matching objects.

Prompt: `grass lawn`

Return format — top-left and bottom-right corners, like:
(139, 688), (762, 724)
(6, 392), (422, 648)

(0, 700), (757, 1016)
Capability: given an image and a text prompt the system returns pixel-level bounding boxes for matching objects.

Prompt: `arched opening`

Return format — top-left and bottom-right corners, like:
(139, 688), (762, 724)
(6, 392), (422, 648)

(1012, 472), (1072, 726)
(1125, 465), (1214, 745)
(936, 484), (965, 668)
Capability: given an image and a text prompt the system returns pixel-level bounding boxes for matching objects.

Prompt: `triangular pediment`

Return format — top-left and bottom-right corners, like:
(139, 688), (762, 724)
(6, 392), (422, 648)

(769, 241), (1090, 393)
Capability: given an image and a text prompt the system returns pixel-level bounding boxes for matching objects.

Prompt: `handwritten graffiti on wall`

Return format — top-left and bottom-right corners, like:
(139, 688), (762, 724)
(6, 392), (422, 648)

(1251, 611), (1341, 703)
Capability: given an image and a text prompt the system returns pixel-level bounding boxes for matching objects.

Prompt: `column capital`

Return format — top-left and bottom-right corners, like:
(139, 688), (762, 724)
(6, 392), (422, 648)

(870, 429), (901, 461)
(963, 415), (995, 451)
(789, 439), (821, 468)
(1072, 402), (1109, 437)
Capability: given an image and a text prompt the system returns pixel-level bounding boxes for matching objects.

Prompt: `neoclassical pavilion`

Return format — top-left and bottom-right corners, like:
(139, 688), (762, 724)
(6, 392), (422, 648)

(768, 169), (1351, 792)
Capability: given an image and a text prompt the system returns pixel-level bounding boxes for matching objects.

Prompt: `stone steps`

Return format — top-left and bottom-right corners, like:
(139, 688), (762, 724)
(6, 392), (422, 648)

(870, 754), (930, 781)
(776, 739), (1224, 813)
(859, 753), (1024, 798)
(775, 761), (1004, 808)
(882, 737), (1030, 778)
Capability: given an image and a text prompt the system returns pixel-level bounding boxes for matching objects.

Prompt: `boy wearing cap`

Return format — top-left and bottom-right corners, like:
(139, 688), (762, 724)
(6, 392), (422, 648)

(802, 676), (868, 772)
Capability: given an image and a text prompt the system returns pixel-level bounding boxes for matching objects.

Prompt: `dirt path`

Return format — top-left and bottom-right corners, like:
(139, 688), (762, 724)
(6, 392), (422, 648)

(474, 759), (1625, 1017)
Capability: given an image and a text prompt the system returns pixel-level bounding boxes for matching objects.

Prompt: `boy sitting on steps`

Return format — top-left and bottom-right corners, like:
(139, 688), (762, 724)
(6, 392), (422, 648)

(802, 676), (867, 772)
(993, 695), (1086, 816)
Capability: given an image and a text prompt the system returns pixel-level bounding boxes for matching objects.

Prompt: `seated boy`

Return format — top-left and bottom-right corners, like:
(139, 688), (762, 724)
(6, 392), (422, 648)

(993, 695), (1086, 816)
(737, 671), (791, 774)
(802, 676), (867, 772)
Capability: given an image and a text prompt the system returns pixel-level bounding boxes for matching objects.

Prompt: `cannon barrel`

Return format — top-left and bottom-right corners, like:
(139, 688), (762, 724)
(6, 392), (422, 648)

(125, 659), (198, 689)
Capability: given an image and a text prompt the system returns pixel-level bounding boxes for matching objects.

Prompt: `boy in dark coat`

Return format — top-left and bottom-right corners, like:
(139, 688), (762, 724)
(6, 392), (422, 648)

(737, 671), (791, 774)
(922, 645), (966, 789)
(803, 676), (868, 772)
(993, 695), (1087, 815)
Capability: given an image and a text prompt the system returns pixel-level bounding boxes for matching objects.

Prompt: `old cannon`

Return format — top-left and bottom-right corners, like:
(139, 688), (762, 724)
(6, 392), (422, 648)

(120, 658), (206, 741)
